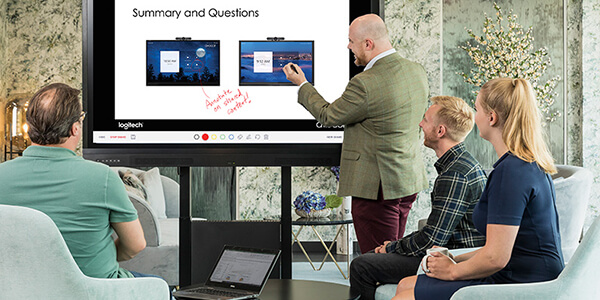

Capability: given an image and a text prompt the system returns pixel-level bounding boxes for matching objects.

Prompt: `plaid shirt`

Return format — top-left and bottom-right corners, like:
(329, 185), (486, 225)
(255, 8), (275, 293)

(385, 143), (487, 256)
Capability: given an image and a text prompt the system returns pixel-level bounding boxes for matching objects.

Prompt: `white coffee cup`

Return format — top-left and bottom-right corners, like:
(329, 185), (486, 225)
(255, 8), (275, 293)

(420, 247), (455, 273)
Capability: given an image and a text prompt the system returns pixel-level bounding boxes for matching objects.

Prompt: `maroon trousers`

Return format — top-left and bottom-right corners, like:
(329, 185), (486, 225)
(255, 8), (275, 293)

(352, 187), (418, 254)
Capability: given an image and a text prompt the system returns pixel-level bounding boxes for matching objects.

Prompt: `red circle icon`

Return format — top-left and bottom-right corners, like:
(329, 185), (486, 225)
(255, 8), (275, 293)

(202, 133), (209, 141)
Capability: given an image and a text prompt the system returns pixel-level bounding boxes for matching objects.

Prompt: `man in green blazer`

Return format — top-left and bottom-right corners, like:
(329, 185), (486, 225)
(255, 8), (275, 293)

(283, 14), (429, 253)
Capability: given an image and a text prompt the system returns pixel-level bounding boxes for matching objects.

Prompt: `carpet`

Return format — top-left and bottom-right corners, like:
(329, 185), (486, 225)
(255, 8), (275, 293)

(292, 262), (350, 286)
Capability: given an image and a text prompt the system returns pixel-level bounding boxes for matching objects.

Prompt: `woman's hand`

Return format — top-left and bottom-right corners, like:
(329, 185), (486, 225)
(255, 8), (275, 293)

(430, 245), (455, 260)
(424, 252), (457, 281)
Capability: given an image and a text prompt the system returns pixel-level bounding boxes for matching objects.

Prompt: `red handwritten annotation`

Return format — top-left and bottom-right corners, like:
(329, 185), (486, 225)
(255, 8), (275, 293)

(205, 88), (251, 115)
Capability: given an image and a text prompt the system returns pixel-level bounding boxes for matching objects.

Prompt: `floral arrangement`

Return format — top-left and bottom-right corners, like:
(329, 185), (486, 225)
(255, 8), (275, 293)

(294, 191), (327, 214)
(458, 2), (561, 122)
(294, 190), (343, 217)
(292, 167), (345, 218)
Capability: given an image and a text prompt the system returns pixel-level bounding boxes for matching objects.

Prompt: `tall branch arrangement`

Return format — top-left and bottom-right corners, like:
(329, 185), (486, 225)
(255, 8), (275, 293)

(458, 3), (561, 122)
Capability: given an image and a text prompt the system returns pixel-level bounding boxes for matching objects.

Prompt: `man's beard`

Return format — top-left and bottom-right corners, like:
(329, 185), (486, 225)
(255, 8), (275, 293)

(353, 54), (366, 67)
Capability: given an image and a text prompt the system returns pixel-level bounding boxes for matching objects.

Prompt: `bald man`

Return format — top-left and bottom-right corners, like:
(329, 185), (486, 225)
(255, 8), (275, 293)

(283, 14), (430, 253)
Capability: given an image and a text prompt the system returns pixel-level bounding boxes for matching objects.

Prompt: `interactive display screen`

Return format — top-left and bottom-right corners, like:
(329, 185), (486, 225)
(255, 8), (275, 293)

(239, 41), (314, 86)
(83, 0), (380, 165)
(146, 40), (220, 86)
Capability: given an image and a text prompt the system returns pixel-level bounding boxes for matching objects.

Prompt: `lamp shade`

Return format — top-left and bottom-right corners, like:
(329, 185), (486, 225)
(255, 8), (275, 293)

(4, 93), (31, 160)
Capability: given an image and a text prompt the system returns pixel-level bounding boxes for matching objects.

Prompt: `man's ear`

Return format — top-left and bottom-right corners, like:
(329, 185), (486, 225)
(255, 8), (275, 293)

(364, 38), (374, 50)
(70, 122), (80, 137)
(437, 124), (446, 138)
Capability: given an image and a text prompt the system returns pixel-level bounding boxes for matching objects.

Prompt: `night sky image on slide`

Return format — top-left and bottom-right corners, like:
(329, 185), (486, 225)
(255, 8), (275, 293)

(146, 40), (220, 86)
(240, 41), (313, 85)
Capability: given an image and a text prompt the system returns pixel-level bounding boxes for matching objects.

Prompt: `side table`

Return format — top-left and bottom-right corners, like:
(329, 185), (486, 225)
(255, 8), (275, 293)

(292, 215), (353, 279)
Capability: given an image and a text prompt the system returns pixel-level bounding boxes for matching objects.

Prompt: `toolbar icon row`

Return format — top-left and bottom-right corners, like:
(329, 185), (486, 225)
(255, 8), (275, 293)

(193, 133), (270, 141)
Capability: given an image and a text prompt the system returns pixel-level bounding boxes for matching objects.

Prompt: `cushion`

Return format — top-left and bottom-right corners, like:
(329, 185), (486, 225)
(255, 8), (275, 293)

(375, 284), (397, 300)
(158, 218), (179, 246)
(139, 167), (167, 219)
(119, 170), (147, 200)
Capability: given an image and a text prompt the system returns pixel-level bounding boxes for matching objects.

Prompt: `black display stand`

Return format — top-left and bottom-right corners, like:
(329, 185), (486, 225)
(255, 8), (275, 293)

(178, 166), (294, 286)
(179, 167), (192, 287)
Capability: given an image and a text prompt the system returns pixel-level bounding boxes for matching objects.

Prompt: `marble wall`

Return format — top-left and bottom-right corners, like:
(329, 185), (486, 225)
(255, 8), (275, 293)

(0, 0), (7, 149)
(0, 0), (82, 157)
(582, 0), (600, 231)
(0, 0), (82, 96)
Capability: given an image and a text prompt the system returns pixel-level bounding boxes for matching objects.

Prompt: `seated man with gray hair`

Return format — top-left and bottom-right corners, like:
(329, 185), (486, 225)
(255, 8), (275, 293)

(349, 96), (487, 300)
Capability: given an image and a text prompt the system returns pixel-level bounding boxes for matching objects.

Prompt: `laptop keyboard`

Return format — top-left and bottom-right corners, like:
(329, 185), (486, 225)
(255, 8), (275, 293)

(186, 287), (249, 298)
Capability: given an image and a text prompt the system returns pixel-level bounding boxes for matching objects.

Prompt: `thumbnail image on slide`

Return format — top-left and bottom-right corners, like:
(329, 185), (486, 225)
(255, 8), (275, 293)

(146, 40), (220, 86)
(239, 40), (314, 86)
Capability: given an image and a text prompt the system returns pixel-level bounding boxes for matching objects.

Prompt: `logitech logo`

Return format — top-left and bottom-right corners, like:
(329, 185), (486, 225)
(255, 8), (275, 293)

(316, 122), (344, 129)
(118, 122), (144, 130)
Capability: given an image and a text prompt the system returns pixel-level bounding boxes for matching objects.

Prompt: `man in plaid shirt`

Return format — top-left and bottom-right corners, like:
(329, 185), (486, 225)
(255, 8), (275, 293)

(349, 96), (487, 300)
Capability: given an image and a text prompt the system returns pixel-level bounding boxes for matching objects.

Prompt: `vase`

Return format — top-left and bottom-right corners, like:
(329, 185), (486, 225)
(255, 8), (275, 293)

(295, 208), (331, 218)
(336, 181), (353, 255)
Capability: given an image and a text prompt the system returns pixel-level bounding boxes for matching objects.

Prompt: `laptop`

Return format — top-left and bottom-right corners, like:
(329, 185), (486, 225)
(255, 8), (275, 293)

(174, 245), (280, 300)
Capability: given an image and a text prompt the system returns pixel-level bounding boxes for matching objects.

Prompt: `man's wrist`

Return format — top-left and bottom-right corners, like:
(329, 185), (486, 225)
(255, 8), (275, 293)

(385, 241), (397, 253)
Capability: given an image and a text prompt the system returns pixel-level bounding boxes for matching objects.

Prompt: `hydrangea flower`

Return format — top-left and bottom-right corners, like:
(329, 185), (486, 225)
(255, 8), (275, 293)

(330, 166), (340, 182)
(294, 191), (326, 214)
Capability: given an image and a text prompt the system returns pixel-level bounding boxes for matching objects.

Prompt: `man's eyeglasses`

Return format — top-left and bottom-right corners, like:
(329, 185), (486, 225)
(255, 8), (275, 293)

(79, 111), (87, 122)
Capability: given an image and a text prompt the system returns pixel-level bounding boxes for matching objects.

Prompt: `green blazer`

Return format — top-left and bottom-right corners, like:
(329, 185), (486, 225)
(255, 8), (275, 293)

(298, 52), (429, 200)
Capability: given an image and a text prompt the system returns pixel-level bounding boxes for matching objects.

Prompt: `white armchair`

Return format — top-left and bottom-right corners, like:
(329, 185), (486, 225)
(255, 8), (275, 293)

(551, 164), (593, 262)
(374, 164), (593, 300)
(0, 204), (169, 299)
(111, 167), (181, 286)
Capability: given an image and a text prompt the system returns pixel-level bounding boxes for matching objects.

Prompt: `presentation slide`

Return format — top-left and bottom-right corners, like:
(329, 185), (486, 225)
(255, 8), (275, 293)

(88, 0), (351, 146)
(114, 0), (349, 121)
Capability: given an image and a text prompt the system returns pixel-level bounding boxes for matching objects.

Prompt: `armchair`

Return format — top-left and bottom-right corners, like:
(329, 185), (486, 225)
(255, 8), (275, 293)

(0, 204), (169, 299)
(374, 165), (593, 300)
(111, 167), (181, 286)
(450, 214), (600, 299)
(551, 165), (592, 262)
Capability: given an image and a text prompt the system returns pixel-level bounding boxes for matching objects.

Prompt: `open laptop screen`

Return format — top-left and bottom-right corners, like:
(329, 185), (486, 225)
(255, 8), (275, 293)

(207, 246), (280, 291)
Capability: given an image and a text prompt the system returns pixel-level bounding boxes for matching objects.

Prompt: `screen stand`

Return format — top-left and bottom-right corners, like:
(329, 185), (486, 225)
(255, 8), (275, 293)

(281, 166), (292, 279)
(179, 166), (192, 286)
(179, 166), (294, 286)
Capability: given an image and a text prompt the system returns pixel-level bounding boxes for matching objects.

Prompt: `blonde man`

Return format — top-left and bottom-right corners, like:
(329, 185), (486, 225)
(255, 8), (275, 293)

(350, 96), (486, 300)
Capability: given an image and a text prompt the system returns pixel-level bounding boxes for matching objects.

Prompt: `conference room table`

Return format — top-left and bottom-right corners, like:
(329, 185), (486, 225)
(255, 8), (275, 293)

(175, 280), (351, 300)
(259, 279), (352, 300)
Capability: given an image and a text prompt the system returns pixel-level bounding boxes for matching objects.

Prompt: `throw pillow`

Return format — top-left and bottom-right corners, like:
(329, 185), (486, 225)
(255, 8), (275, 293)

(119, 170), (147, 200)
(139, 167), (167, 219)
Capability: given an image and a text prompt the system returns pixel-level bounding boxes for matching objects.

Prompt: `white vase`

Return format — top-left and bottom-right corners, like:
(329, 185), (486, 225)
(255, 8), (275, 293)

(336, 182), (353, 255)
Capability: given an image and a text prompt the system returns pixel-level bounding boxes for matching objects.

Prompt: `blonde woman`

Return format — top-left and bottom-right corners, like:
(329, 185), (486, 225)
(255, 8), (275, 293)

(393, 78), (564, 300)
